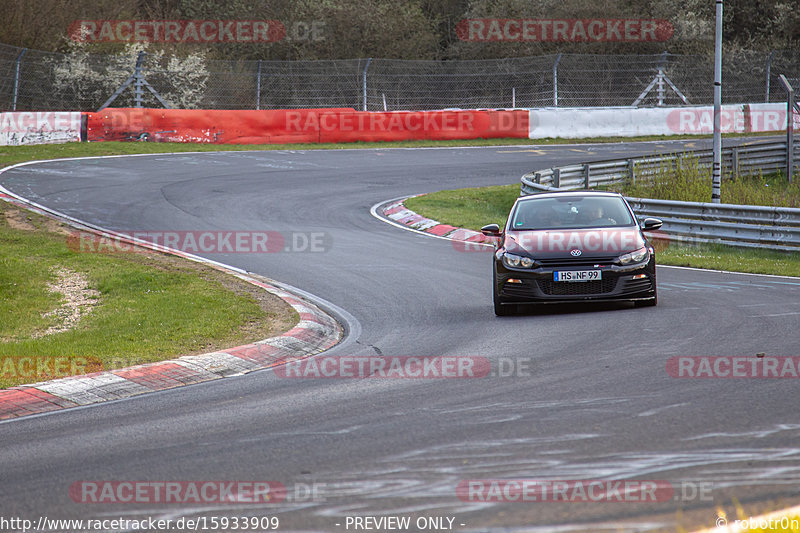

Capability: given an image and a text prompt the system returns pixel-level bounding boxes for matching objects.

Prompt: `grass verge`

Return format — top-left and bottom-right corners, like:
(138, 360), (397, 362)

(404, 184), (800, 277)
(608, 155), (800, 207)
(0, 200), (298, 389)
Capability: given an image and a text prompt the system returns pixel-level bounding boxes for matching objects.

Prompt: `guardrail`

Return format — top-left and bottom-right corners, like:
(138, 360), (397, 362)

(520, 140), (800, 251)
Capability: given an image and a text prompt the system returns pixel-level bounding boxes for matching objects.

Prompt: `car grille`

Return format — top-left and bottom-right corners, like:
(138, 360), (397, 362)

(536, 256), (618, 268)
(538, 278), (618, 296)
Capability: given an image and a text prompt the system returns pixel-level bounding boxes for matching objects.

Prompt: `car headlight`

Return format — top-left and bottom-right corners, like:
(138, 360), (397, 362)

(618, 246), (649, 265)
(503, 252), (535, 268)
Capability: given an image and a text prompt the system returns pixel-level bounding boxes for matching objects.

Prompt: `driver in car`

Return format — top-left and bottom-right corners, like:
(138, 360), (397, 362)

(583, 205), (617, 226)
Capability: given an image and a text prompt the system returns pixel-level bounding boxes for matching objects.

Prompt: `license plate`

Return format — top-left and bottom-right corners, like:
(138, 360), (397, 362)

(554, 270), (602, 282)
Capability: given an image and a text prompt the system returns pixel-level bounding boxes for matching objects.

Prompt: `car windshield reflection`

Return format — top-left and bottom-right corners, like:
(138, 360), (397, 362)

(510, 195), (635, 230)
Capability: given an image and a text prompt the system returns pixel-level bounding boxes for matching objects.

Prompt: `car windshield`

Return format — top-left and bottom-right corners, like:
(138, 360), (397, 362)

(510, 195), (635, 230)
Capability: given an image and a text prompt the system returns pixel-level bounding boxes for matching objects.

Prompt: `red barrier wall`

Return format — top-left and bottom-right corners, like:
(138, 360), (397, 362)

(85, 108), (528, 144)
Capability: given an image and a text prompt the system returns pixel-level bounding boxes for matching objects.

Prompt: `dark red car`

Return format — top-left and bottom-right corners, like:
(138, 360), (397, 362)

(482, 191), (662, 316)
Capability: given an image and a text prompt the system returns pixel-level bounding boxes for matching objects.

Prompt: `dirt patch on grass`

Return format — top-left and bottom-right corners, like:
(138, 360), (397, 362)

(32, 268), (100, 338)
(4, 208), (37, 231)
(1, 199), (301, 367)
(3, 204), (71, 235)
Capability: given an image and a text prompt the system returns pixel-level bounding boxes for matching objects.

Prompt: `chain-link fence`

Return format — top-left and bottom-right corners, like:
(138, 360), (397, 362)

(1, 42), (798, 111)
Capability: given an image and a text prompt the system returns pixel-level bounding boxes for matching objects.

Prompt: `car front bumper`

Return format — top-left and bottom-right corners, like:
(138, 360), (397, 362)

(494, 258), (656, 305)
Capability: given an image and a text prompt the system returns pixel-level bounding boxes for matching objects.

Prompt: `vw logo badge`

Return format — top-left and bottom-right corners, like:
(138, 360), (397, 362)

(570, 249), (582, 256)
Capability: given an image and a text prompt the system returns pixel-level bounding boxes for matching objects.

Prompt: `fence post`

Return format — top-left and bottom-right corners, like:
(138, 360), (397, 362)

(362, 58), (372, 111)
(12, 48), (27, 111)
(512, 87), (516, 108)
(553, 54), (562, 107)
(583, 164), (591, 189)
(255, 60), (262, 110)
(779, 74), (794, 183)
(788, 86), (794, 184)
(657, 51), (667, 106)
(711, 0), (723, 203)
(134, 51), (145, 107)
(98, 51), (169, 111)
(765, 50), (775, 103)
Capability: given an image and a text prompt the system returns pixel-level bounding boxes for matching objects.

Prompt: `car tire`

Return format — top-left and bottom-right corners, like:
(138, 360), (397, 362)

(493, 268), (515, 316)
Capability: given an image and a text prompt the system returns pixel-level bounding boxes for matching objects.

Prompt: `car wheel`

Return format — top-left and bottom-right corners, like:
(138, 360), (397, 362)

(493, 268), (515, 316)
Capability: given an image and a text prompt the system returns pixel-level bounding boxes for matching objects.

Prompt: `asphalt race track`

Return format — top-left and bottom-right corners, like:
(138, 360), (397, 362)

(2, 139), (800, 532)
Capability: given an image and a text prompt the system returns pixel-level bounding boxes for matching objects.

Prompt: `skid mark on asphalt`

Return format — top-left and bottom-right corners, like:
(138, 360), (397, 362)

(638, 402), (691, 417)
(221, 446), (800, 521)
(747, 311), (800, 318)
(139, 401), (800, 521)
(70, 413), (800, 530)
(684, 423), (800, 441)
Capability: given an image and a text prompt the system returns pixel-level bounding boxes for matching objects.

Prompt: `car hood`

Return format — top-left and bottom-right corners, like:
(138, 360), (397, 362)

(504, 227), (645, 259)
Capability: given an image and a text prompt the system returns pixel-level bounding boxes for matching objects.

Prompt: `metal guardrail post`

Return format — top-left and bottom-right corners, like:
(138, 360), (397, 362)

(12, 48), (26, 111)
(628, 159), (635, 185)
(553, 168), (561, 188)
(583, 164), (591, 189)
(731, 147), (739, 178)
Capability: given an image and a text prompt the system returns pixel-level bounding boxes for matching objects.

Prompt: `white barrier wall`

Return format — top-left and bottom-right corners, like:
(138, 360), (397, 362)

(529, 103), (795, 139)
(0, 112), (82, 146)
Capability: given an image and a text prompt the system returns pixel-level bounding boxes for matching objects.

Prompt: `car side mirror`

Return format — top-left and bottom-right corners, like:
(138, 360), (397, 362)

(481, 224), (502, 237)
(642, 218), (663, 231)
